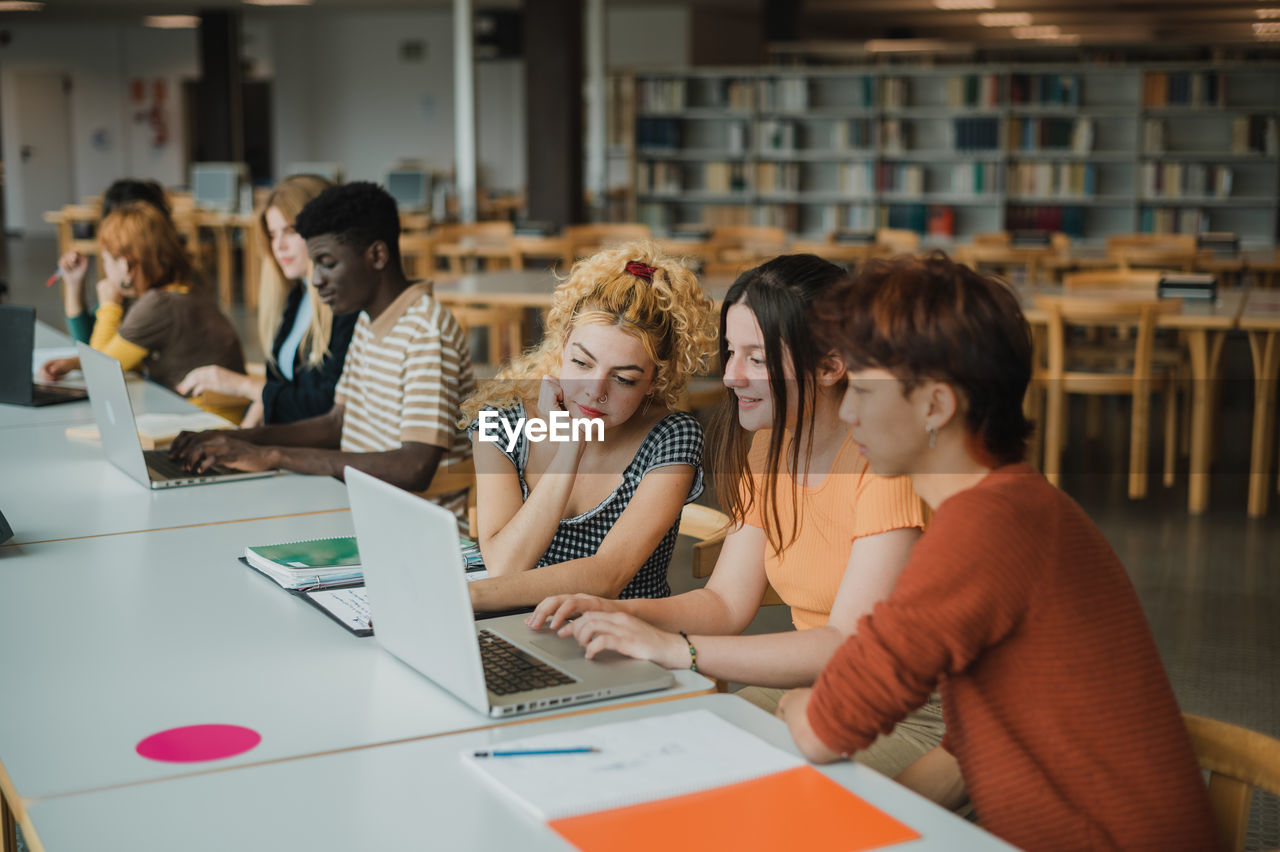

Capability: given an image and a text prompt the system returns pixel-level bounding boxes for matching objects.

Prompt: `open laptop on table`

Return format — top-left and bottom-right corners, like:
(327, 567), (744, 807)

(0, 306), (88, 406)
(345, 467), (674, 718)
(78, 342), (278, 489)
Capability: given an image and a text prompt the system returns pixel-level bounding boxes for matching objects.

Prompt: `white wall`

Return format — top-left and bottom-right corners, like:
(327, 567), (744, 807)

(2, 6), (692, 231)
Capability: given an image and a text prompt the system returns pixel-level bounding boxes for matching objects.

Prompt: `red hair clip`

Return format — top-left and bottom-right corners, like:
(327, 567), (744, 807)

(625, 260), (656, 283)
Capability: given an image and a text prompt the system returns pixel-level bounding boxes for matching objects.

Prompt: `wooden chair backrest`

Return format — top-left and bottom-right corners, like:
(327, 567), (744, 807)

(875, 227), (921, 255)
(1184, 713), (1280, 852)
(1113, 247), (1196, 272)
(972, 230), (1010, 246)
(1105, 232), (1196, 254)
(1062, 268), (1165, 292)
(448, 304), (526, 370)
(431, 221), (514, 243)
(563, 223), (651, 257)
(399, 233), (435, 280)
(1034, 294), (1181, 386)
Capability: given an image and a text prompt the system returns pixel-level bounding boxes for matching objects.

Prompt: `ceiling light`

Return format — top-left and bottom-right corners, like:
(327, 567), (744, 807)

(866, 38), (961, 53)
(1012, 25), (1061, 39)
(0, 1), (45, 9)
(1258, 9), (1280, 19)
(933, 0), (995, 9)
(978, 12), (1032, 27)
(1254, 22), (1280, 33)
(143, 14), (200, 28)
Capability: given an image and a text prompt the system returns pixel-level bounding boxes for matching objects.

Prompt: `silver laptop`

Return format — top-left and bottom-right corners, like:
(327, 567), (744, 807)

(78, 342), (277, 490)
(345, 467), (675, 718)
(0, 306), (88, 407)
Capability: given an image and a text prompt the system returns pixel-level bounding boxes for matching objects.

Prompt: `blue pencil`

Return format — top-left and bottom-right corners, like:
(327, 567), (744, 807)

(473, 747), (599, 758)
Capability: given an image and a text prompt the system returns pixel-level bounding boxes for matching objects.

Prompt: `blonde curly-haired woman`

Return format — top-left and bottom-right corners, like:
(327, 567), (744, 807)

(461, 242), (716, 612)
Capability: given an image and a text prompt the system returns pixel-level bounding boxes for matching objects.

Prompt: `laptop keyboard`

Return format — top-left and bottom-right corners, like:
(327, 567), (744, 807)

(144, 450), (226, 480)
(31, 383), (86, 403)
(478, 629), (577, 696)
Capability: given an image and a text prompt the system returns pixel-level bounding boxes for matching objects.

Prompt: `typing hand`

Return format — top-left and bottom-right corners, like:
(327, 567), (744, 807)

(175, 434), (274, 473)
(527, 593), (617, 631)
(168, 428), (224, 460)
(559, 611), (687, 669)
(39, 357), (78, 384)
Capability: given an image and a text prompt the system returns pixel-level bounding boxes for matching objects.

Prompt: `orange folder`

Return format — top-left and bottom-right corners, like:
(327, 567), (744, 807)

(550, 765), (921, 852)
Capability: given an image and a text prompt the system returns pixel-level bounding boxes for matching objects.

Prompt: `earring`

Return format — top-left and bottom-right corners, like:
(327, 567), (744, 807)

(642, 393), (653, 415)
(927, 425), (937, 449)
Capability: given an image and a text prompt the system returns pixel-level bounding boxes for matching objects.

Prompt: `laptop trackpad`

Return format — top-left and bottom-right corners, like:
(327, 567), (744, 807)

(530, 635), (587, 660)
(530, 636), (627, 663)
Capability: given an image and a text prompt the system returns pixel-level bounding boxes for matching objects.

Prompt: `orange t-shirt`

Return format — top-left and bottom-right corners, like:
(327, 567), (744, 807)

(741, 431), (926, 631)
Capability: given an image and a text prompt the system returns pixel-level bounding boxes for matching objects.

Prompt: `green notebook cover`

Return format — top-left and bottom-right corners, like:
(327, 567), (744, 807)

(246, 536), (361, 570)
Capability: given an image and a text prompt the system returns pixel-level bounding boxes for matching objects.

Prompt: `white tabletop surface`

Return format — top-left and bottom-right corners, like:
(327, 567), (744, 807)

(0, 511), (711, 804)
(0, 423), (351, 544)
(1, 323), (198, 430)
(24, 694), (1014, 852)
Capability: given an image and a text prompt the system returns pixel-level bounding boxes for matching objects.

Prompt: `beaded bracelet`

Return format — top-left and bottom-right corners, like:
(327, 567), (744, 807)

(678, 630), (698, 672)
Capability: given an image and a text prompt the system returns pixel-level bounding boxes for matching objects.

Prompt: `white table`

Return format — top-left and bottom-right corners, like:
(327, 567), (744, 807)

(0, 423), (351, 544)
(21, 694), (1013, 852)
(0, 512), (711, 823)
(1, 323), (195, 431)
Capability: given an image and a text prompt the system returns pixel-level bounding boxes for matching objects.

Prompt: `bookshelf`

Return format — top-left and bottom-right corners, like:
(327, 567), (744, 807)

(628, 63), (1280, 246)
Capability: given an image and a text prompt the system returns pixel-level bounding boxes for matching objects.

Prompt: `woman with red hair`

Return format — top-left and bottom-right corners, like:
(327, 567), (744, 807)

(39, 202), (245, 421)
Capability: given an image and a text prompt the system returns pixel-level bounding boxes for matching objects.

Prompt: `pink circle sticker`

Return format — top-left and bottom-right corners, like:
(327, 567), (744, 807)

(136, 724), (261, 763)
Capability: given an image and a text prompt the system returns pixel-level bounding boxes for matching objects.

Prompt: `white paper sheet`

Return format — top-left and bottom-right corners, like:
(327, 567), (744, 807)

(462, 709), (801, 820)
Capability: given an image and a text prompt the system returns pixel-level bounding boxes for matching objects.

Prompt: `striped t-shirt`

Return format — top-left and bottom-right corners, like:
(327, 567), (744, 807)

(334, 282), (474, 521)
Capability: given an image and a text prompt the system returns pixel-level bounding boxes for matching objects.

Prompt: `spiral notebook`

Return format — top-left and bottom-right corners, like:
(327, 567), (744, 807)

(463, 709), (920, 852)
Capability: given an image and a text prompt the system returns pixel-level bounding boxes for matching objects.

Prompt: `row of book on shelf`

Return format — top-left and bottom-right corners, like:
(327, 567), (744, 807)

(642, 114), (1275, 161)
(640, 161), (1007, 197)
(637, 68), (1258, 115)
(1142, 71), (1224, 108)
(1140, 163), (1233, 199)
(1008, 162), (1098, 198)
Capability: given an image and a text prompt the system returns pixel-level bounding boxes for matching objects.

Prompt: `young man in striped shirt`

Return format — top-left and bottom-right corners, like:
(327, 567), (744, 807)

(171, 182), (474, 523)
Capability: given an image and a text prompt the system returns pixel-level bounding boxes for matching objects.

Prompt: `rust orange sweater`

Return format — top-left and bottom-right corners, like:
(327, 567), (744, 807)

(807, 464), (1219, 852)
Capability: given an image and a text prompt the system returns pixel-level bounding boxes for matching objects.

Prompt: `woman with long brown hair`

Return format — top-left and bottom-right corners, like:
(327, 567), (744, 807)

(174, 174), (358, 426)
(530, 254), (940, 782)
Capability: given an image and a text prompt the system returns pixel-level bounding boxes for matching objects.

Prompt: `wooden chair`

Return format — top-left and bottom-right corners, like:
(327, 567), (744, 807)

(1183, 713), (1280, 852)
(399, 233), (435, 281)
(45, 203), (100, 260)
(448, 303), (526, 377)
(1035, 294), (1182, 500)
(510, 234), (574, 272)
(875, 227), (921, 256)
(563, 223), (651, 259)
(705, 226), (787, 276)
(429, 222), (515, 274)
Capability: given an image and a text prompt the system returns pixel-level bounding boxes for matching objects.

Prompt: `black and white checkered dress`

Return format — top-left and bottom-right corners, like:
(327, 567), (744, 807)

(467, 402), (704, 598)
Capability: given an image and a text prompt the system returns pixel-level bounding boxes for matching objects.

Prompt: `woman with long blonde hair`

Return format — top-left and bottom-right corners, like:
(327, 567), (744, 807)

(462, 242), (716, 612)
(175, 174), (358, 426)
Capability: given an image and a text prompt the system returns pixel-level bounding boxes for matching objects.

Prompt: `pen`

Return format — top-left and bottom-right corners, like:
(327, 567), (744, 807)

(45, 269), (62, 288)
(473, 747), (599, 758)
(296, 572), (364, 591)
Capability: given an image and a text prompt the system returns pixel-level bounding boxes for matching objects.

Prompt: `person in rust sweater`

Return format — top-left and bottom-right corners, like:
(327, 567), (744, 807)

(777, 252), (1219, 851)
